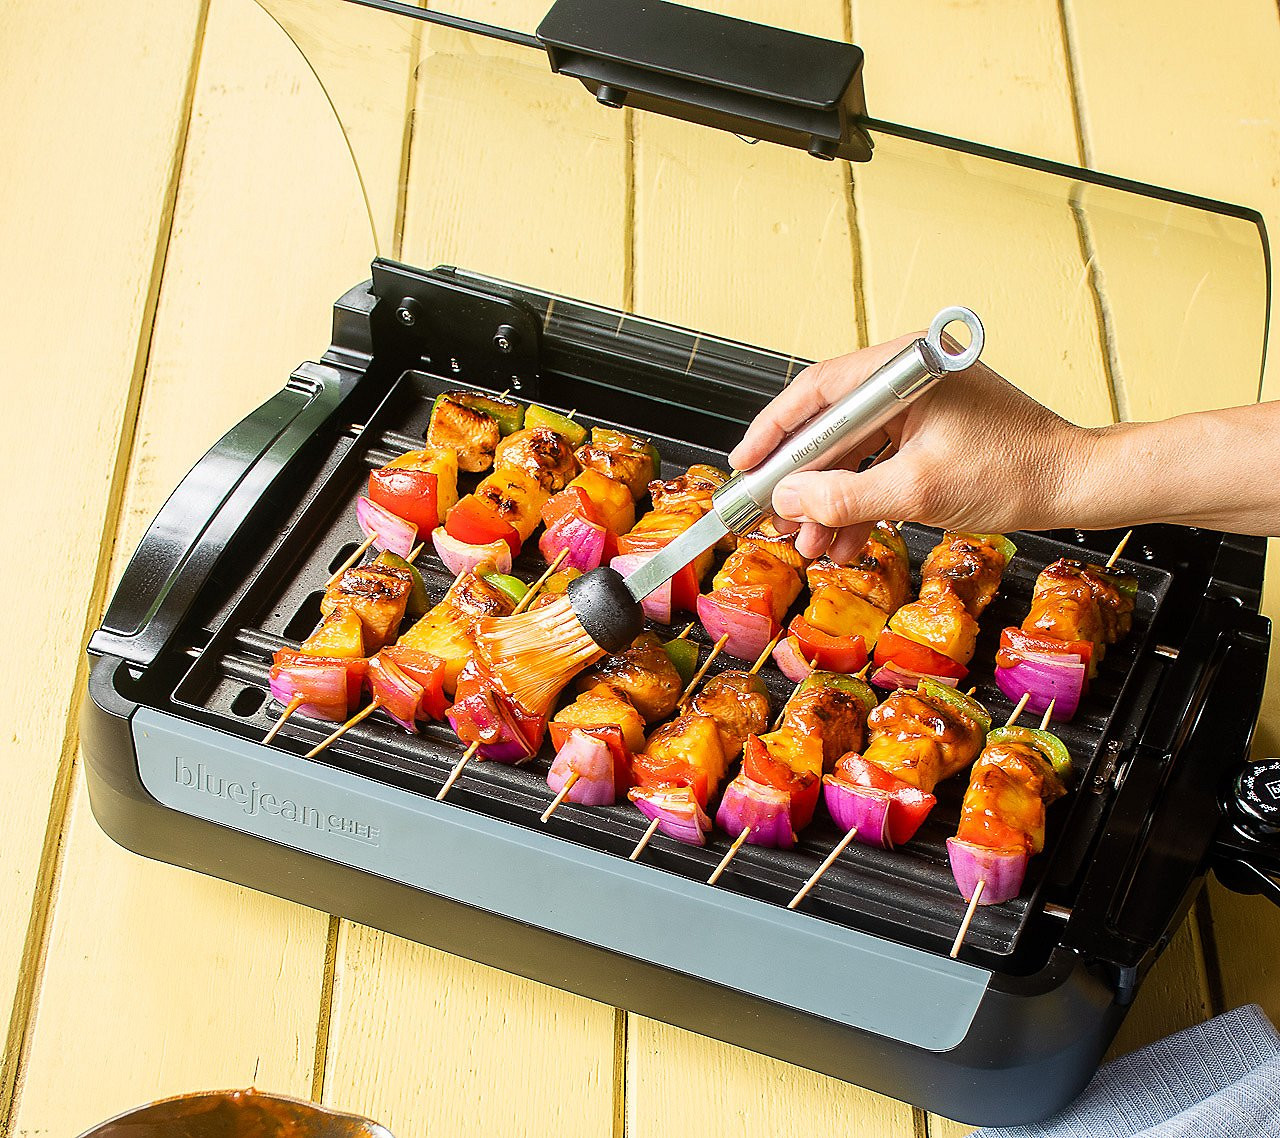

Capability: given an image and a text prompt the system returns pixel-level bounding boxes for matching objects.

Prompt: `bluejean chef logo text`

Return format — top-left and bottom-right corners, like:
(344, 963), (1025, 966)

(174, 758), (381, 846)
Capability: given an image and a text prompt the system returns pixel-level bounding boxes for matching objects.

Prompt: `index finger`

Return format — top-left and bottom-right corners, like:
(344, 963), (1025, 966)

(727, 333), (917, 471)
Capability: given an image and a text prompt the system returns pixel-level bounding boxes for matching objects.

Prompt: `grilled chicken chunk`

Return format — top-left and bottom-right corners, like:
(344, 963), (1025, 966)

(494, 426), (577, 492)
(782, 684), (870, 772)
(427, 395), (501, 473)
(574, 428), (658, 500)
(647, 463), (729, 514)
(957, 741), (1066, 854)
(918, 531), (1010, 618)
(863, 687), (986, 791)
(1028, 559), (1135, 646)
(576, 632), (682, 723)
(321, 564), (413, 652)
(688, 671), (771, 761)
(807, 521), (911, 614)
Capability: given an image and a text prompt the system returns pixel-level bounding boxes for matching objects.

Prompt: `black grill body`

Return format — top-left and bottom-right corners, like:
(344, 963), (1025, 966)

(84, 261), (1276, 1126)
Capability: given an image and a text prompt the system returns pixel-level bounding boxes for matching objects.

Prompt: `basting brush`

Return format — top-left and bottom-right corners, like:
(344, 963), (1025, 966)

(473, 307), (985, 716)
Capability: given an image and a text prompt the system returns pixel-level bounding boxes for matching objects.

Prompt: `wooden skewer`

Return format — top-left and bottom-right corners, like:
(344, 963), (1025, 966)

(436, 742), (480, 801)
(1105, 529), (1133, 570)
(787, 826), (860, 910)
(305, 699), (382, 758)
(1004, 691), (1030, 728)
(749, 630), (784, 675)
(328, 532), (377, 586)
(510, 548), (570, 615)
(856, 661), (872, 679)
(966, 686), (978, 696)
(407, 542), (425, 563)
(950, 699), (1046, 956)
(707, 827), (751, 885)
(629, 816), (662, 861)
(675, 621), (695, 639)
(540, 772), (580, 823)
(949, 878), (985, 958)
(263, 694), (304, 744)
(678, 633), (729, 707)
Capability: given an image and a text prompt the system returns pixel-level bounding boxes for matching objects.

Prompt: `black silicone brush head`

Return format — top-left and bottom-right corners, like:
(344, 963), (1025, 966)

(567, 567), (645, 654)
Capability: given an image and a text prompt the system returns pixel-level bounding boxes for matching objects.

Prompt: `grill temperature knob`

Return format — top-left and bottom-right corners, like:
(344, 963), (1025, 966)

(1231, 759), (1280, 837)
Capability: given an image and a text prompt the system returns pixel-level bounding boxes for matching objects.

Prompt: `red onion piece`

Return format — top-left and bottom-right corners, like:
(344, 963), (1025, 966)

(871, 662), (960, 692)
(994, 656), (1085, 721)
(696, 592), (779, 663)
(539, 509), (607, 572)
(268, 660), (351, 722)
(716, 776), (796, 849)
(821, 778), (893, 848)
(610, 553), (673, 624)
(366, 654), (423, 733)
(432, 527), (512, 578)
(447, 689), (536, 764)
(629, 787), (712, 846)
(547, 729), (616, 806)
(771, 635), (815, 683)
(946, 837), (1028, 904)
(356, 496), (417, 558)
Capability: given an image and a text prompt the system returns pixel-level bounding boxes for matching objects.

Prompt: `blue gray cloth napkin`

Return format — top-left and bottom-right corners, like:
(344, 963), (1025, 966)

(974, 1004), (1280, 1138)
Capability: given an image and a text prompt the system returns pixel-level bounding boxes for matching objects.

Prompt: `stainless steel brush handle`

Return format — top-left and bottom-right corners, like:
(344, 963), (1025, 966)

(710, 306), (984, 533)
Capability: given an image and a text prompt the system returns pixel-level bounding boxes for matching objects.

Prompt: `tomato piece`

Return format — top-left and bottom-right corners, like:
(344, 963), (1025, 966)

(446, 495), (521, 558)
(874, 630), (968, 680)
(832, 753), (937, 846)
(549, 722), (633, 791)
(788, 614), (868, 673)
(368, 467), (440, 534)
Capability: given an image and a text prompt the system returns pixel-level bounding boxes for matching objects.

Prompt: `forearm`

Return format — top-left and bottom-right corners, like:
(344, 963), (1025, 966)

(1068, 402), (1280, 536)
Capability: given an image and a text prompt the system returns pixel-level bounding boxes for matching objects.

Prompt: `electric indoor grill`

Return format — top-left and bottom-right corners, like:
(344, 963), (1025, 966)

(83, 0), (1280, 1125)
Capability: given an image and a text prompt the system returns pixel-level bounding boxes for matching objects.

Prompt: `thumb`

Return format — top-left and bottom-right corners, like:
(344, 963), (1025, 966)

(772, 463), (912, 529)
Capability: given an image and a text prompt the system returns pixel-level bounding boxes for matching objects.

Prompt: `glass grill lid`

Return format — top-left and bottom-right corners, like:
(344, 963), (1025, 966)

(258, 0), (1268, 425)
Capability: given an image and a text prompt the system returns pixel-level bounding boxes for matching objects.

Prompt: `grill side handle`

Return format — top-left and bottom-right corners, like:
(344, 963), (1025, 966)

(89, 363), (352, 668)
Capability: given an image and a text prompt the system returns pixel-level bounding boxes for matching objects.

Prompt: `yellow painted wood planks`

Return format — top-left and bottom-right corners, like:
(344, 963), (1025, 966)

(7, 0), (373, 1131)
(0, 0), (208, 1121)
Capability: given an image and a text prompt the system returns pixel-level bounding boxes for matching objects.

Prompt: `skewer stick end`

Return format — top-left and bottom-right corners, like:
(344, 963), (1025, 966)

(1039, 699), (1056, 730)
(540, 772), (579, 823)
(628, 815), (662, 861)
(1005, 691), (1031, 728)
(1105, 529), (1134, 570)
(787, 826), (858, 910)
(707, 827), (751, 885)
(949, 878), (986, 958)
(263, 694), (305, 745)
(749, 629), (784, 675)
(437, 741), (480, 800)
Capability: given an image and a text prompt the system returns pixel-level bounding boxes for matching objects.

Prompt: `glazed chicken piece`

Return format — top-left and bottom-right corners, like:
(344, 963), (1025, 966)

(687, 671), (771, 762)
(574, 428), (658, 500)
(426, 395), (501, 473)
(955, 740), (1066, 854)
(807, 521), (911, 614)
(647, 463), (729, 514)
(781, 683), (871, 772)
(320, 564), (413, 652)
(494, 426), (578, 492)
(1028, 559), (1135, 646)
(917, 531), (1011, 619)
(576, 632), (683, 723)
(862, 687), (987, 791)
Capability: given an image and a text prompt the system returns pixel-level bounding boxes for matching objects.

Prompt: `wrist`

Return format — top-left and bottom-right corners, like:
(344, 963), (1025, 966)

(1051, 422), (1139, 531)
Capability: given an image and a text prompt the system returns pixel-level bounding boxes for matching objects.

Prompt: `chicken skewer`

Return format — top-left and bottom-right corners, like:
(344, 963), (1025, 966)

(872, 531), (1015, 690)
(539, 625), (694, 823)
(993, 533), (1137, 721)
(626, 636), (775, 863)
(948, 699), (1064, 958)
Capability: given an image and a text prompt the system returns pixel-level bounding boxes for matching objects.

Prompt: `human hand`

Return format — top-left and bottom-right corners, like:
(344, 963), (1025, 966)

(727, 334), (1093, 562)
